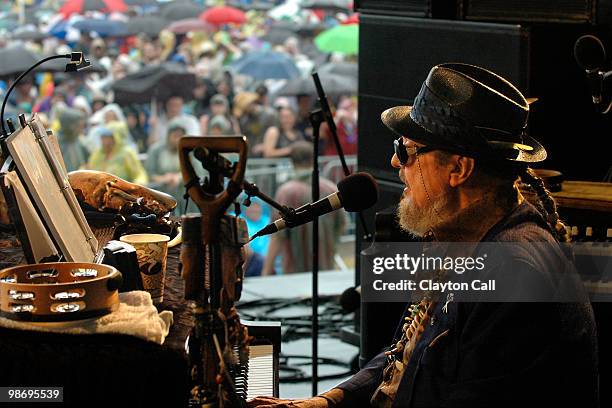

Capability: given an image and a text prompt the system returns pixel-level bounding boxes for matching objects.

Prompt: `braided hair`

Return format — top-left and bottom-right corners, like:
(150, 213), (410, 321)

(434, 151), (569, 242)
(519, 168), (570, 243)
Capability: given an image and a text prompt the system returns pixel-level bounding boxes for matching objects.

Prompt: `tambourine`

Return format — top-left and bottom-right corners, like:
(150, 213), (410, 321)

(0, 263), (122, 322)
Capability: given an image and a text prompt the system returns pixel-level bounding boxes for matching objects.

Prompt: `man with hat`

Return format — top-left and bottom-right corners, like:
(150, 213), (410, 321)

(248, 64), (598, 407)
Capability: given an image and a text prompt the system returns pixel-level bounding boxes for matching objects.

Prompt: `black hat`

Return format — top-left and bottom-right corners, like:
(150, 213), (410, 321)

(381, 63), (546, 163)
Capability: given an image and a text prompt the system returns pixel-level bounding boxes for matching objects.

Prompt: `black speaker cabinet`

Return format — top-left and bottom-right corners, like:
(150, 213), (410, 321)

(358, 16), (531, 183)
(354, 0), (458, 19)
(357, 15), (612, 183)
(461, 0), (612, 24)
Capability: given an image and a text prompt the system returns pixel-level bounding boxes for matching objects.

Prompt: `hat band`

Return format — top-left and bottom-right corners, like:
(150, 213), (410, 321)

(410, 83), (529, 159)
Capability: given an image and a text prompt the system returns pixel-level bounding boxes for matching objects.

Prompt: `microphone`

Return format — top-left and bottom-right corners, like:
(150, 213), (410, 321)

(249, 172), (379, 240)
(574, 35), (611, 111)
(340, 286), (361, 313)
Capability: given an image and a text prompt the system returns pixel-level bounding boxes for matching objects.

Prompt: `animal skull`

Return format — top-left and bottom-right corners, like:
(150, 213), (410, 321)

(68, 170), (177, 217)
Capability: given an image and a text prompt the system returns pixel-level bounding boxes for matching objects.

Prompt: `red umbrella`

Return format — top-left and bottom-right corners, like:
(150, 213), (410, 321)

(199, 6), (246, 26)
(342, 13), (359, 25)
(60, 0), (128, 17)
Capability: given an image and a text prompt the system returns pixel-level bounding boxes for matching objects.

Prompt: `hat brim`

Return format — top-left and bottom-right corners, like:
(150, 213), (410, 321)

(381, 106), (547, 163)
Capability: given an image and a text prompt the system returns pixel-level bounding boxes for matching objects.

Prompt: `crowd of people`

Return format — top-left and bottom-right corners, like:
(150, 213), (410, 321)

(1, 0), (358, 276)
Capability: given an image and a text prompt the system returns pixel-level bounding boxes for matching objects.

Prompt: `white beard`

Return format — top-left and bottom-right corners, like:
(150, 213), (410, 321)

(397, 190), (454, 238)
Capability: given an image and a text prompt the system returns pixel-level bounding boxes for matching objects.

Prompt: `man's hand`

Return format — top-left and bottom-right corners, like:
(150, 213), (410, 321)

(247, 389), (344, 408)
(247, 396), (328, 408)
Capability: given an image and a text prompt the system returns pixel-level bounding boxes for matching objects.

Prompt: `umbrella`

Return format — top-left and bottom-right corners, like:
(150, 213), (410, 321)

(0, 48), (105, 78)
(230, 50), (300, 80)
(295, 22), (327, 37)
(315, 24), (358, 55)
(268, 1), (301, 21)
(301, 0), (353, 12)
(125, 16), (169, 37)
(0, 46), (40, 78)
(226, 0), (275, 11)
(59, 0), (128, 17)
(160, 1), (205, 22)
(0, 17), (20, 31)
(200, 6), (246, 26)
(11, 27), (48, 42)
(166, 18), (215, 34)
(72, 18), (129, 37)
(342, 13), (359, 25)
(111, 62), (196, 105)
(261, 25), (296, 45)
(277, 73), (356, 96)
(124, 0), (157, 5)
(319, 61), (357, 80)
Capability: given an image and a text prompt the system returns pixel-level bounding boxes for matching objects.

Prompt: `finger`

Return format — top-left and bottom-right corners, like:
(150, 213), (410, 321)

(247, 396), (281, 407)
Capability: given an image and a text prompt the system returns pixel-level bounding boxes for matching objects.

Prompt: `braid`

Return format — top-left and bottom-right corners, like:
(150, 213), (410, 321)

(520, 168), (569, 242)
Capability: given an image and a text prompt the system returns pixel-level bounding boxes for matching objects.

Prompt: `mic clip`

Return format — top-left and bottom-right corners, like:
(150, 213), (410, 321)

(280, 206), (301, 227)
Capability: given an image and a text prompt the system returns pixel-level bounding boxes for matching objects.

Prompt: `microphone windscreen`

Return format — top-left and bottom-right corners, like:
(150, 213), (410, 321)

(337, 172), (379, 212)
(340, 286), (361, 313)
(574, 35), (606, 71)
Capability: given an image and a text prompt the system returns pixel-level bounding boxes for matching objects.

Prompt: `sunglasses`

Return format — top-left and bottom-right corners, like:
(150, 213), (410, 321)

(393, 138), (437, 166)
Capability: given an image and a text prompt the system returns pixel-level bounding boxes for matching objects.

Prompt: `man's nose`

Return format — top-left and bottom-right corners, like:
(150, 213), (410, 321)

(391, 153), (401, 169)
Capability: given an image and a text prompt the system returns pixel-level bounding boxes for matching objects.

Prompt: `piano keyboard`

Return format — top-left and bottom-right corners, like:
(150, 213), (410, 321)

(233, 320), (281, 402)
(246, 344), (275, 400)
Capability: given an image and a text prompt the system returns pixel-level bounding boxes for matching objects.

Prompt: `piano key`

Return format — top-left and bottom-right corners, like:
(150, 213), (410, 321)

(246, 344), (274, 400)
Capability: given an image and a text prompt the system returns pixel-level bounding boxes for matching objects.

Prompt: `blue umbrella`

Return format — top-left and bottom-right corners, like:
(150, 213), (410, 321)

(47, 18), (71, 39)
(72, 18), (128, 37)
(230, 50), (300, 80)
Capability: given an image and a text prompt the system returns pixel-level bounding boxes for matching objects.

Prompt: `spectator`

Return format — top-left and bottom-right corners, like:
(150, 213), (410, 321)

(124, 106), (148, 153)
(262, 141), (345, 275)
(200, 94), (240, 136)
(261, 107), (306, 158)
(148, 95), (200, 146)
(55, 106), (89, 172)
(90, 38), (112, 73)
(208, 115), (233, 136)
(322, 95), (358, 156)
(86, 121), (148, 185)
(145, 119), (202, 215)
(295, 93), (314, 139)
(189, 76), (215, 119)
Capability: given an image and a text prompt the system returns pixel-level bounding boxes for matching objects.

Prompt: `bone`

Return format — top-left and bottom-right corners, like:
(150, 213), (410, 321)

(68, 170), (177, 216)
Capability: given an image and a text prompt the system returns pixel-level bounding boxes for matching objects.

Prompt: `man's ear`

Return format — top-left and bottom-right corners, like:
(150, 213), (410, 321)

(448, 156), (475, 187)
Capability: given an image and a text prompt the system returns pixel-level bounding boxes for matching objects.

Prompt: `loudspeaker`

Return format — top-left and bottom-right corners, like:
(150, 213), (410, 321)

(358, 16), (531, 183)
(461, 0), (612, 24)
(357, 14), (612, 182)
(354, 0), (458, 19)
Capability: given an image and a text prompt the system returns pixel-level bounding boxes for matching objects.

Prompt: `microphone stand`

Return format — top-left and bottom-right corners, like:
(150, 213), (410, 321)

(311, 72), (371, 241)
(308, 108), (325, 396)
(308, 72), (374, 395)
(242, 180), (294, 219)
